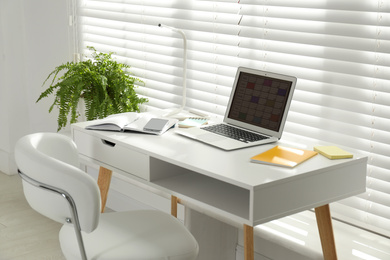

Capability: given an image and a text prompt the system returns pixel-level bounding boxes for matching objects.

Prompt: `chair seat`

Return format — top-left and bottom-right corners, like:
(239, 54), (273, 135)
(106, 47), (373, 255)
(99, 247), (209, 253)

(59, 210), (199, 260)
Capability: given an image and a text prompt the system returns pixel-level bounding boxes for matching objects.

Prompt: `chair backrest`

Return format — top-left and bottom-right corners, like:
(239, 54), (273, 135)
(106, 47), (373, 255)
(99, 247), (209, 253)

(14, 133), (101, 233)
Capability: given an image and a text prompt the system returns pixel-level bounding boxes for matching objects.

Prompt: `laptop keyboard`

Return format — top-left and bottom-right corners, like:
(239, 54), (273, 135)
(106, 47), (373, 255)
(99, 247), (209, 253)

(203, 124), (269, 143)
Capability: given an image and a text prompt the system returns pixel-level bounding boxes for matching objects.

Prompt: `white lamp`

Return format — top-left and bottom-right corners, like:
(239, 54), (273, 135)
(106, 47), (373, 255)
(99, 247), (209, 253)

(158, 24), (187, 117)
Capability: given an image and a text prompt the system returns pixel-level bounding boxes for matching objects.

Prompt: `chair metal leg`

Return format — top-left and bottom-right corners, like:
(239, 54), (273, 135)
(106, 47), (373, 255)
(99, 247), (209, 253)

(62, 191), (88, 260)
(18, 170), (88, 260)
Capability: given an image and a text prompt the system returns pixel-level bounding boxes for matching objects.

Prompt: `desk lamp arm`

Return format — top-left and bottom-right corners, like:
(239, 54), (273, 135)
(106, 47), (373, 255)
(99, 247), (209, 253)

(158, 24), (187, 117)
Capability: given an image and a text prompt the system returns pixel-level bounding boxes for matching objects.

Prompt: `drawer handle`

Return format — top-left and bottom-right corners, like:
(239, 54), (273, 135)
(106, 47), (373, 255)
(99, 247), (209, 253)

(101, 139), (116, 147)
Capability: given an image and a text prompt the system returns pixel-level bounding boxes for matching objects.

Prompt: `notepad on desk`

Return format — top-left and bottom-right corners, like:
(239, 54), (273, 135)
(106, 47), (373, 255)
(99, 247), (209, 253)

(314, 146), (353, 159)
(250, 145), (318, 168)
(178, 117), (209, 128)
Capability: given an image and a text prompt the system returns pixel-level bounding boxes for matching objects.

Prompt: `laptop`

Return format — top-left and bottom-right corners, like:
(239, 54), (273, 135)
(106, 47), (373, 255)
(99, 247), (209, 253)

(175, 67), (297, 150)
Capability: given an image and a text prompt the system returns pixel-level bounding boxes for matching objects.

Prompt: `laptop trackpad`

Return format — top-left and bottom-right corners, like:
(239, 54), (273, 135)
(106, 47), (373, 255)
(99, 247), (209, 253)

(198, 133), (226, 142)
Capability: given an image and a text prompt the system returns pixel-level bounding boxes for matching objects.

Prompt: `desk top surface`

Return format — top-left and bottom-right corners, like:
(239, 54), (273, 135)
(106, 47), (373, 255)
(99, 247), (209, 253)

(72, 121), (367, 191)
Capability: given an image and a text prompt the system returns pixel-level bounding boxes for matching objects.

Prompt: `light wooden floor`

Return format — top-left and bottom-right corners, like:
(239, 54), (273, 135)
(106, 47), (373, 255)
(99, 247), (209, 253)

(0, 172), (65, 260)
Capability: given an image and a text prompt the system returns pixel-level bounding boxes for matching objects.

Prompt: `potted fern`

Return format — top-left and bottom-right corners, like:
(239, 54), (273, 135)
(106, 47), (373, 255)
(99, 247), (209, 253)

(37, 47), (148, 131)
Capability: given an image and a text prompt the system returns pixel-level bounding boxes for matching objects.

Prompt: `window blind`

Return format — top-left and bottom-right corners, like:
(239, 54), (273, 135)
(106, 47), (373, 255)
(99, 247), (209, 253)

(77, 0), (241, 117)
(76, 0), (390, 237)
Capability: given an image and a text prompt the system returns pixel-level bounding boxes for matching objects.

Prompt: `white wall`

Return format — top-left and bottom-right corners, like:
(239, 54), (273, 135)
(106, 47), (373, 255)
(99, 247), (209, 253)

(0, 0), (72, 174)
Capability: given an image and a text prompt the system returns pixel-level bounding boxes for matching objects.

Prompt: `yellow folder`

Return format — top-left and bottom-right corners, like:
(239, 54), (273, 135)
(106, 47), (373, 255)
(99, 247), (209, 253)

(313, 146), (353, 159)
(250, 145), (318, 168)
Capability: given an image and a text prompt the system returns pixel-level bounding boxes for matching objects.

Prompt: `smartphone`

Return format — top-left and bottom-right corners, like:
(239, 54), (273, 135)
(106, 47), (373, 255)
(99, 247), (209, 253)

(143, 118), (169, 133)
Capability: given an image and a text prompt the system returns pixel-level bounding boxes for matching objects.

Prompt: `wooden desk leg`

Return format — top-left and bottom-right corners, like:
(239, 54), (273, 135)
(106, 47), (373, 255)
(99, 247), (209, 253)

(171, 195), (178, 218)
(97, 166), (113, 213)
(244, 224), (254, 260)
(315, 204), (338, 260)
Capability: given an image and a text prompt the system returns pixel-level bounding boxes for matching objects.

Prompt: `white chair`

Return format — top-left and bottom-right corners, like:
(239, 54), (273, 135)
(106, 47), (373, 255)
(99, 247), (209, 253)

(14, 133), (199, 260)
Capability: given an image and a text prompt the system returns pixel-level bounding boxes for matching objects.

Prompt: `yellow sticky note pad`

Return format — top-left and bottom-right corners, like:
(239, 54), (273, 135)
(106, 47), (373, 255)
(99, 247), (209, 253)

(314, 146), (353, 160)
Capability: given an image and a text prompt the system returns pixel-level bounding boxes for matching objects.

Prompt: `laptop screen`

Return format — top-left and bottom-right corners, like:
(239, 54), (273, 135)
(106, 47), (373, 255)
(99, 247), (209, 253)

(225, 67), (296, 138)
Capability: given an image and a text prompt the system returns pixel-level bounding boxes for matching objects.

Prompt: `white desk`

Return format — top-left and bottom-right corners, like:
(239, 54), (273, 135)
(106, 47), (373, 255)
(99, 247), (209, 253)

(71, 121), (367, 260)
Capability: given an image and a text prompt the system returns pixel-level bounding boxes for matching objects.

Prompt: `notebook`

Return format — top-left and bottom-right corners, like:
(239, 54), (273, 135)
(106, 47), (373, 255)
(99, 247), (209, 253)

(175, 67), (297, 150)
(251, 146), (318, 168)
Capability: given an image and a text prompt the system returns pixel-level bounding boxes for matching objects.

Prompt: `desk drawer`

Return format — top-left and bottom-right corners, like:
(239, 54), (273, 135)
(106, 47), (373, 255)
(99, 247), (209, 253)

(74, 130), (150, 180)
